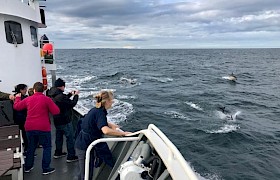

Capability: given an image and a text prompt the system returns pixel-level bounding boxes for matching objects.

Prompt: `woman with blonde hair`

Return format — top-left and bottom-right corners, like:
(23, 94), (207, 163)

(75, 91), (131, 180)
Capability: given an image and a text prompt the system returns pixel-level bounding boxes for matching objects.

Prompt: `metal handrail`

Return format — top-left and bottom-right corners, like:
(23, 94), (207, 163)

(84, 136), (140, 180)
(147, 124), (198, 180)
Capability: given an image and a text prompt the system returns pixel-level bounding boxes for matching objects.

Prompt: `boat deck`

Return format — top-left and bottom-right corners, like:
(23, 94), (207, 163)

(24, 123), (80, 180)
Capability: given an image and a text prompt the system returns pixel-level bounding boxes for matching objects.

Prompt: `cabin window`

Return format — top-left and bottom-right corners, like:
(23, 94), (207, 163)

(4, 21), (23, 45)
(30, 26), (38, 47)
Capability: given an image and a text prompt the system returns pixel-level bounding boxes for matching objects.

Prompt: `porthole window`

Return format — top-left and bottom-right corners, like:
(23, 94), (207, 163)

(4, 21), (23, 45)
(30, 26), (38, 47)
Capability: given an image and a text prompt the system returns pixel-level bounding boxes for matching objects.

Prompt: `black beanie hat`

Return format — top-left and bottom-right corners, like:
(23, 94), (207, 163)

(55, 78), (65, 87)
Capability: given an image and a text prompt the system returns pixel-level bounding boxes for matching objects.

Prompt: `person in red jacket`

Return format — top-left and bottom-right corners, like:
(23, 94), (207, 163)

(13, 82), (60, 175)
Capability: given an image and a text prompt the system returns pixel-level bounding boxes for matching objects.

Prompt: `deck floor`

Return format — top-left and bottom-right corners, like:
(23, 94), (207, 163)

(24, 123), (80, 180)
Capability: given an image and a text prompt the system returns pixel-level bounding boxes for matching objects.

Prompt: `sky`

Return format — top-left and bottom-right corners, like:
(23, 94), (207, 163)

(40, 0), (280, 49)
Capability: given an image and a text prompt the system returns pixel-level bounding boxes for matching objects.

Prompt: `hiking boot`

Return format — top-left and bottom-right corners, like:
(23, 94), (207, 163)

(24, 166), (34, 173)
(66, 156), (79, 163)
(53, 152), (67, 159)
(42, 167), (55, 175)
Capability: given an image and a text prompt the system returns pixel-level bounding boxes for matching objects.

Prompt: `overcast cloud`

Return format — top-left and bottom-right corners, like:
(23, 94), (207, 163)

(40, 0), (280, 49)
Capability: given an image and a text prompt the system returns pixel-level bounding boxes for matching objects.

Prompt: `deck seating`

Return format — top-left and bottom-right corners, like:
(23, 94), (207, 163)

(0, 125), (23, 180)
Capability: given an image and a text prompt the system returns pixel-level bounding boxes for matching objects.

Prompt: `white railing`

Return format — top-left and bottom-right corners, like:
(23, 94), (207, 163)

(84, 137), (140, 180)
(147, 124), (198, 180)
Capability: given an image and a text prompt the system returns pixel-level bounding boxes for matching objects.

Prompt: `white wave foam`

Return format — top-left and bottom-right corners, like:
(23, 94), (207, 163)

(77, 87), (98, 91)
(207, 124), (240, 134)
(198, 173), (223, 180)
(216, 111), (241, 121)
(185, 101), (203, 111)
(107, 99), (134, 124)
(164, 111), (189, 120)
(148, 76), (173, 83)
(54, 75), (97, 90)
(119, 77), (138, 85)
(56, 65), (64, 70)
(232, 111), (241, 120)
(90, 89), (116, 96)
(75, 97), (134, 125)
(116, 95), (136, 100)
(71, 75), (97, 85)
(76, 91), (97, 99)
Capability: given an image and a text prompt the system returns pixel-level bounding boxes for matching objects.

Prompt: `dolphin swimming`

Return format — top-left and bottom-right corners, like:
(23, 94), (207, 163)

(228, 73), (237, 81)
(217, 107), (240, 120)
(222, 73), (237, 82)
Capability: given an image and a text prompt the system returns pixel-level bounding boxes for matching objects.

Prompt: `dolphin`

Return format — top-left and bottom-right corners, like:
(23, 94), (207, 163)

(218, 107), (235, 120)
(228, 73), (237, 81)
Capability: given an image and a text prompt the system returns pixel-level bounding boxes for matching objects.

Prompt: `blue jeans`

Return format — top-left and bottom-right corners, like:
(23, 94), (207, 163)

(25, 131), (52, 171)
(55, 122), (75, 158)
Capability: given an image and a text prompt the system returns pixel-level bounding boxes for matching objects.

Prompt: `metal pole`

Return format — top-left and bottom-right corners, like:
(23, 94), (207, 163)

(50, 70), (56, 87)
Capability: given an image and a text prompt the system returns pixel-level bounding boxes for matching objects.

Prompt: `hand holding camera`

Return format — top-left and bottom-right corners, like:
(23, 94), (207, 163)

(72, 90), (79, 95)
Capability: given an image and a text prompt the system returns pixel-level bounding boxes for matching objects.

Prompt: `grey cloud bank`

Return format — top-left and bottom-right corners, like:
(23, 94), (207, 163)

(41, 0), (280, 49)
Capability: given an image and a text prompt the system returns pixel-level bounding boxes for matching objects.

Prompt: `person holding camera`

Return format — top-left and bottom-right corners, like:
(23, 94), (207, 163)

(48, 78), (79, 162)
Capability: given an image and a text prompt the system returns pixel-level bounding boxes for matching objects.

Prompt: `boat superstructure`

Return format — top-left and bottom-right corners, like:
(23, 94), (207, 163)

(0, 1), (198, 180)
(0, 0), (53, 93)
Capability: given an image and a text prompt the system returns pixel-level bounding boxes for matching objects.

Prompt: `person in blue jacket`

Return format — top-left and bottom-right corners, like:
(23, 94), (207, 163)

(75, 91), (131, 180)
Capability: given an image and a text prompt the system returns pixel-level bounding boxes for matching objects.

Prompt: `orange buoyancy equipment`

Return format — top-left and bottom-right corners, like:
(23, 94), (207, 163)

(42, 43), (53, 55)
(42, 66), (48, 90)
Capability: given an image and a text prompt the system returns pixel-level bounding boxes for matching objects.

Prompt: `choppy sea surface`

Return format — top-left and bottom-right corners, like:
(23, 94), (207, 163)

(52, 48), (280, 180)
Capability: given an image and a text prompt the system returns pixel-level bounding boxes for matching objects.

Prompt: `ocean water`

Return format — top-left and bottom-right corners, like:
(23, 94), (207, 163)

(52, 48), (280, 180)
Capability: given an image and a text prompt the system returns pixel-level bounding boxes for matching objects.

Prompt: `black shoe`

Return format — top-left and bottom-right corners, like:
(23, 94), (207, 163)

(53, 152), (67, 159)
(66, 156), (79, 163)
(42, 167), (55, 175)
(24, 166), (34, 173)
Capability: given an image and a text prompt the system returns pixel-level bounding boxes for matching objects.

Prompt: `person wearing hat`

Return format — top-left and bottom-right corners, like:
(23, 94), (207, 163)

(48, 78), (79, 162)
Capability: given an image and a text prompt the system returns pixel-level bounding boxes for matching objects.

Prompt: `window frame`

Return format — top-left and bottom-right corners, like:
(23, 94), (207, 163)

(30, 26), (38, 47)
(4, 21), (23, 45)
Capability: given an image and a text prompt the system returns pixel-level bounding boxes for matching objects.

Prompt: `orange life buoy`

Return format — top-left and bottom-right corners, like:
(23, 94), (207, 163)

(42, 43), (53, 55)
(42, 66), (48, 90)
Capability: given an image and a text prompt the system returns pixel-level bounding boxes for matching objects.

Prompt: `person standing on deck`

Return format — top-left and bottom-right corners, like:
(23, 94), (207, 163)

(48, 78), (79, 162)
(13, 82), (60, 175)
(75, 91), (132, 180)
(13, 84), (29, 154)
(28, 88), (34, 96)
